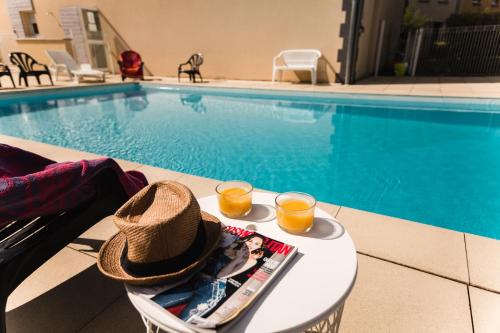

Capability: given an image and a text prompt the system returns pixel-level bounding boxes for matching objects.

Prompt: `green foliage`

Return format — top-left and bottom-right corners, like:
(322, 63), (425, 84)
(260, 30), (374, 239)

(403, 6), (431, 32)
(446, 12), (500, 26)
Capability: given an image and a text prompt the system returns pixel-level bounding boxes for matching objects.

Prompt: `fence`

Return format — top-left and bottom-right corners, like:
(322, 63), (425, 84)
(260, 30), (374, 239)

(415, 24), (500, 75)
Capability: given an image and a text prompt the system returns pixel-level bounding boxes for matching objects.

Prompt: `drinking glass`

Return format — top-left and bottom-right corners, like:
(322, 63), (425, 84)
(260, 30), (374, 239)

(216, 181), (253, 218)
(275, 192), (316, 233)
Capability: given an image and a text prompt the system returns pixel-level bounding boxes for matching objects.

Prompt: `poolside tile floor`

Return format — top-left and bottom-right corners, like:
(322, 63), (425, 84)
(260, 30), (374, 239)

(1, 77), (500, 331)
(336, 207), (469, 283)
(465, 234), (500, 293)
(6, 248), (124, 333)
(3, 73), (500, 98)
(341, 254), (472, 333)
(469, 287), (500, 333)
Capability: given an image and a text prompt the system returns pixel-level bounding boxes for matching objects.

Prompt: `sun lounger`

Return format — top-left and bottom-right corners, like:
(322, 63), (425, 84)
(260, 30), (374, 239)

(45, 50), (106, 82)
(0, 64), (15, 88)
(272, 49), (322, 84)
(0, 145), (148, 332)
(0, 170), (127, 333)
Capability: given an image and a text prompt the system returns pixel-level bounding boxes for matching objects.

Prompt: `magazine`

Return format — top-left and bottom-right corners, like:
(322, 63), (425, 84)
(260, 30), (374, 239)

(130, 225), (297, 331)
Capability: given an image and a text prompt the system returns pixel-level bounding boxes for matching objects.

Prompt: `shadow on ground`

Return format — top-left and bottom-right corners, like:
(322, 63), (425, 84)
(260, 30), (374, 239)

(6, 264), (142, 333)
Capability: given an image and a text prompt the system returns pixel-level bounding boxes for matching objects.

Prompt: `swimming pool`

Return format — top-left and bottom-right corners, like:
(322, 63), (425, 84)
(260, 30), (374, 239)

(1, 84), (499, 239)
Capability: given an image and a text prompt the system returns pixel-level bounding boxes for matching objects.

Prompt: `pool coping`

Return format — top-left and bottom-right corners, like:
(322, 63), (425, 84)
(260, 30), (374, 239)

(141, 80), (500, 102)
(1, 133), (499, 296)
(3, 78), (500, 103)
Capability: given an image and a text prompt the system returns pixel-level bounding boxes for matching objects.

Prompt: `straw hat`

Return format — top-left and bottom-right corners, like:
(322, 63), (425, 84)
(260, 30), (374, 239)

(98, 181), (221, 285)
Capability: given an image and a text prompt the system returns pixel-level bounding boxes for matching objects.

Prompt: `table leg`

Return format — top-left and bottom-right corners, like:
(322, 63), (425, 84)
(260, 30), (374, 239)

(141, 315), (157, 333)
(304, 303), (345, 333)
(141, 315), (179, 333)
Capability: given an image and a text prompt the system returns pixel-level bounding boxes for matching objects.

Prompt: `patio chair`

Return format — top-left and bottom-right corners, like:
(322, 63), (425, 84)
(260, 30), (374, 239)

(45, 50), (106, 83)
(0, 64), (15, 88)
(118, 50), (144, 81)
(272, 49), (322, 84)
(178, 53), (204, 83)
(9, 52), (53, 87)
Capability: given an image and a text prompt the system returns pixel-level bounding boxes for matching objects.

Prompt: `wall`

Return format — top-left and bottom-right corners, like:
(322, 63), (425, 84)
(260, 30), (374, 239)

(408, 0), (459, 23)
(2, 0), (348, 82)
(0, 0), (90, 64)
(0, 0), (15, 62)
(16, 39), (69, 64)
(97, 0), (346, 82)
(355, 0), (405, 80)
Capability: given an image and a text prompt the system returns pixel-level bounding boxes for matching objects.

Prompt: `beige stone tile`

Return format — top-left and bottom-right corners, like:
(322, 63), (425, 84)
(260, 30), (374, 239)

(6, 248), (124, 332)
(78, 295), (144, 333)
(469, 287), (500, 333)
(0, 135), (61, 157)
(68, 216), (118, 258)
(1, 75), (495, 99)
(408, 89), (442, 97)
(38, 146), (141, 170)
(40, 146), (103, 162)
(381, 89), (411, 96)
(317, 201), (340, 217)
(176, 173), (222, 198)
(340, 254), (472, 333)
(336, 207), (469, 282)
(135, 164), (185, 183)
(0, 134), (141, 170)
(466, 234), (500, 293)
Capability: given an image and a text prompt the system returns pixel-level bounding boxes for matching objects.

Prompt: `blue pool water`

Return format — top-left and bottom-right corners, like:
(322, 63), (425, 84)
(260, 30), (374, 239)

(1, 84), (499, 239)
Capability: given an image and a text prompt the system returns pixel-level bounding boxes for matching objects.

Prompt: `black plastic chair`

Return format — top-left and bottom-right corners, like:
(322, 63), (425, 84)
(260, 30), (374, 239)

(9, 52), (53, 87)
(0, 170), (128, 333)
(178, 53), (204, 83)
(0, 64), (15, 88)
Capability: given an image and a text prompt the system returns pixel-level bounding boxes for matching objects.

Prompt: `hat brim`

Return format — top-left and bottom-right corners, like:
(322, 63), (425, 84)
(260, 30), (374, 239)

(97, 211), (221, 286)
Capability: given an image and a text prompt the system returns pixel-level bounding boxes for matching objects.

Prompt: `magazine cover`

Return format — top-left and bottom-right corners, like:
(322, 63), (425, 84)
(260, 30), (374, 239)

(141, 225), (297, 330)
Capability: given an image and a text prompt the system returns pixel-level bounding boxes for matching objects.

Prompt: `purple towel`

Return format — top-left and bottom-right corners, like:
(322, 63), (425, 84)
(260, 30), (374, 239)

(0, 144), (148, 226)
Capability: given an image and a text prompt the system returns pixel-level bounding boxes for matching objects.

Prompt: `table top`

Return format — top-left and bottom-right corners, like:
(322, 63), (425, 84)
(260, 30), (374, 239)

(127, 192), (357, 333)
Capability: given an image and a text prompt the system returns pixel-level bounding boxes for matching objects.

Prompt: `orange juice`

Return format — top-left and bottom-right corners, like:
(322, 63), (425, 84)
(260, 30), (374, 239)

(218, 187), (252, 218)
(277, 199), (314, 233)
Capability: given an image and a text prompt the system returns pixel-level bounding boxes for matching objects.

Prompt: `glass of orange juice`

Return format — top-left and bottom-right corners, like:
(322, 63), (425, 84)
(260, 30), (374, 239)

(216, 181), (253, 218)
(276, 192), (316, 233)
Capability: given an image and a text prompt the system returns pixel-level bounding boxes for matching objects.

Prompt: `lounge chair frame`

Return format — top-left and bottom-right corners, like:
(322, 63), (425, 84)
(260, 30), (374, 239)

(0, 170), (127, 333)
(0, 64), (15, 88)
(45, 50), (106, 83)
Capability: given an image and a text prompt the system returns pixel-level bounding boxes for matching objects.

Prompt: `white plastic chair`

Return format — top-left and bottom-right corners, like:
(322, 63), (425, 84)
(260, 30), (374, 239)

(45, 50), (105, 82)
(272, 49), (322, 84)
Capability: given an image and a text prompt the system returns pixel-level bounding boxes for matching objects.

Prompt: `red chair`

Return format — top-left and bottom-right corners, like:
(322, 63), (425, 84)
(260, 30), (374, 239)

(117, 50), (144, 81)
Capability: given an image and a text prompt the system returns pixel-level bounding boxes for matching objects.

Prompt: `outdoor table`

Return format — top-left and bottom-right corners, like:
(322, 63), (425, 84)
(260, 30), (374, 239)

(126, 192), (358, 333)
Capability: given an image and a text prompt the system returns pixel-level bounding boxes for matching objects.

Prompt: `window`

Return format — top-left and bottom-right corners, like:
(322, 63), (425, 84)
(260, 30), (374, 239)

(82, 10), (102, 40)
(20, 11), (39, 37)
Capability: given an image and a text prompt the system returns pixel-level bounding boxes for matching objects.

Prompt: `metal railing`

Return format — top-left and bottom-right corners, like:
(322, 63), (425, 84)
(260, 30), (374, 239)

(415, 24), (500, 75)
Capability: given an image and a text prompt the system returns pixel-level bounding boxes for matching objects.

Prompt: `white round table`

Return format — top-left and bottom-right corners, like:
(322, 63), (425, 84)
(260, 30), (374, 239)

(127, 192), (357, 333)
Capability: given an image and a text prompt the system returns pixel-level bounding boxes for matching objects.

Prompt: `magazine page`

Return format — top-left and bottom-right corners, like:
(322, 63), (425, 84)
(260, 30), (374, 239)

(148, 225), (297, 329)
